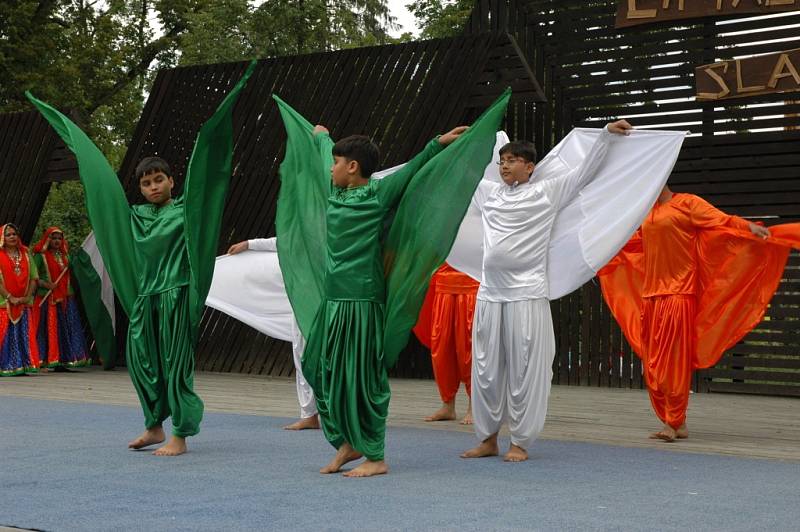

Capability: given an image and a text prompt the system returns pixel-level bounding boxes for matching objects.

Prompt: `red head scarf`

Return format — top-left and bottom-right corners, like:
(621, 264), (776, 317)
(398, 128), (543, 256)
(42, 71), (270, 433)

(33, 227), (71, 303)
(0, 223), (32, 321)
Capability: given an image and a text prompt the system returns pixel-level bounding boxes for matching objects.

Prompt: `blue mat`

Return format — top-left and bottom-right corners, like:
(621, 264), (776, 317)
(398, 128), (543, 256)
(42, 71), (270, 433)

(1, 396), (797, 531)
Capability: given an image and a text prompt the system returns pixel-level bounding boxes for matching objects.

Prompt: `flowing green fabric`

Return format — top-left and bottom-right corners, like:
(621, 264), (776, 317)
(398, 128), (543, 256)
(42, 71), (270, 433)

(26, 93), (138, 317)
(381, 90), (511, 366)
(275, 90), (510, 458)
(27, 62), (254, 435)
(184, 60), (256, 330)
(273, 95), (333, 338)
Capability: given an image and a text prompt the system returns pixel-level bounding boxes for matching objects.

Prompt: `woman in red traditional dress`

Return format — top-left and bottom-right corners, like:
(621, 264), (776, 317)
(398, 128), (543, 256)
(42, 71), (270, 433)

(33, 227), (89, 371)
(599, 186), (800, 441)
(0, 223), (40, 376)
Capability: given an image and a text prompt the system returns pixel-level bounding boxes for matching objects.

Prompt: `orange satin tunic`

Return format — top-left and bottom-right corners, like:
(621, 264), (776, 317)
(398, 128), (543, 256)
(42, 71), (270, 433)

(641, 193), (750, 298)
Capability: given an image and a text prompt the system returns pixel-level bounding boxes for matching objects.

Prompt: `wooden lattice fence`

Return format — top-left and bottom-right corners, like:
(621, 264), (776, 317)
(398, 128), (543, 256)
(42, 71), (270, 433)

(468, 0), (800, 396)
(0, 110), (78, 242)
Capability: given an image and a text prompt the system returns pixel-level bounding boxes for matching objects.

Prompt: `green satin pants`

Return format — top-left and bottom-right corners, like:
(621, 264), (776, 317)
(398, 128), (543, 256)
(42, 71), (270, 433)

(303, 299), (390, 461)
(126, 286), (203, 437)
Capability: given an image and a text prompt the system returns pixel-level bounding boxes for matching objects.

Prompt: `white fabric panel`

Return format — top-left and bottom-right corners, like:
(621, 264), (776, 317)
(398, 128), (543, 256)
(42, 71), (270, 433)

(447, 128), (687, 299)
(81, 232), (116, 333)
(206, 249), (295, 341)
(290, 318), (317, 418)
(471, 298), (555, 449)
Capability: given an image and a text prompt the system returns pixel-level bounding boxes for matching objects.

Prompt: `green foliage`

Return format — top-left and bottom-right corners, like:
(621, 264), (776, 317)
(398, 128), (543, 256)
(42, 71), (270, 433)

(406, 0), (473, 39)
(2, 0), (402, 241)
(178, 0), (401, 64)
(32, 181), (92, 248)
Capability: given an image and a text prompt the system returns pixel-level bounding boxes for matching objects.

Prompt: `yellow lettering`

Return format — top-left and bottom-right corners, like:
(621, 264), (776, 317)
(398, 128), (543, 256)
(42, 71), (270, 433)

(662, 0), (686, 8)
(698, 62), (731, 100)
(736, 58), (767, 93)
(627, 0), (658, 18)
(767, 53), (800, 88)
(766, 0), (796, 6)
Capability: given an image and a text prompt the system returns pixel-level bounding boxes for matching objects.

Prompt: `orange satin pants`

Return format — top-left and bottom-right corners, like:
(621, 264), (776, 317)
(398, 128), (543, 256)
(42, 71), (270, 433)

(641, 294), (695, 429)
(430, 273), (478, 404)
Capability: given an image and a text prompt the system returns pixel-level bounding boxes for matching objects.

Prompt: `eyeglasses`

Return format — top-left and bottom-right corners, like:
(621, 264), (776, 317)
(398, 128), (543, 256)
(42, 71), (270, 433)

(496, 157), (527, 167)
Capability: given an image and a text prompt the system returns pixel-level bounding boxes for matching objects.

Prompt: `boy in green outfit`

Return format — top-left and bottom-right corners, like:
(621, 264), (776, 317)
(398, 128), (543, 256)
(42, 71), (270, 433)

(123, 156), (204, 456)
(28, 63), (255, 456)
(274, 91), (510, 477)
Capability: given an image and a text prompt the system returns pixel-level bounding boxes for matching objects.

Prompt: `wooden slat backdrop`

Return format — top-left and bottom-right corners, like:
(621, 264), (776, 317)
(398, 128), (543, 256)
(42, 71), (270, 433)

(468, 0), (800, 396)
(114, 33), (544, 377)
(0, 110), (78, 242)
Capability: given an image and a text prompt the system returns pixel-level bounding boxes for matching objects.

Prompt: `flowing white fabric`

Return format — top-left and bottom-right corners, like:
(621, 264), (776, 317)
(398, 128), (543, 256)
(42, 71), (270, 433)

(471, 298), (555, 449)
(206, 240), (317, 418)
(206, 245), (295, 342)
(448, 128), (687, 299)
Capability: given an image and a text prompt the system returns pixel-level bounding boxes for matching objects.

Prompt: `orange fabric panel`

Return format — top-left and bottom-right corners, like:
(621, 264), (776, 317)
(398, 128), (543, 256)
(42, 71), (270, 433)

(599, 194), (800, 370)
(430, 291), (476, 403)
(412, 263), (478, 402)
(642, 295), (694, 429)
(412, 263), (479, 348)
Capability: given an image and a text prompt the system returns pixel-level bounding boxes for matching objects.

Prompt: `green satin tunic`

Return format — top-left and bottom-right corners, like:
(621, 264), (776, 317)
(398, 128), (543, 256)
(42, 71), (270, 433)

(131, 197), (191, 296)
(324, 140), (442, 303)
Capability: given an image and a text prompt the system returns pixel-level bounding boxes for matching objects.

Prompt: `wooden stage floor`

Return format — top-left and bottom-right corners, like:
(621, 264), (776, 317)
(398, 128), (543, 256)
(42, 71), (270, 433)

(2, 366), (798, 462)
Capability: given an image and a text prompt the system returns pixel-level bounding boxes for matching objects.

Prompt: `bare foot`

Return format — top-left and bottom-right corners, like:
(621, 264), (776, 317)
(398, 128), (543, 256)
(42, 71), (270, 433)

(461, 434), (499, 458)
(425, 401), (456, 422)
(504, 444), (528, 462)
(461, 399), (473, 425)
(320, 443), (363, 474)
(284, 415), (320, 430)
(343, 459), (389, 478)
(128, 427), (165, 450)
(676, 423), (688, 439)
(653, 426), (677, 443)
(153, 436), (187, 456)
(460, 410), (473, 425)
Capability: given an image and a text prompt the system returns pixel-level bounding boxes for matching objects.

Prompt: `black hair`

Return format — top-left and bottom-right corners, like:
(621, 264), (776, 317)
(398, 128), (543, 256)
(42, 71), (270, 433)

(499, 141), (537, 164)
(135, 156), (172, 181)
(332, 135), (380, 178)
(3, 223), (19, 234)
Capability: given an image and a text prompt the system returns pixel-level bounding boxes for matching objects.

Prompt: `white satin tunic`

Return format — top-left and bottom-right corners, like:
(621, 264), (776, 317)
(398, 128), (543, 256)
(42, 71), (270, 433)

(477, 127), (611, 302)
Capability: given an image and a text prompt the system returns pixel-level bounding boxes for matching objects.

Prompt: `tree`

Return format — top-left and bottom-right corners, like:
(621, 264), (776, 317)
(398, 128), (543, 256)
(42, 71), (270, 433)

(406, 0), (473, 39)
(2, 1), (399, 239)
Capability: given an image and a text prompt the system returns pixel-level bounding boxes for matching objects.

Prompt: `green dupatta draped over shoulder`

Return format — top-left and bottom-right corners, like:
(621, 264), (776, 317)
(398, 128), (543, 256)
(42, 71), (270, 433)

(274, 90), (510, 368)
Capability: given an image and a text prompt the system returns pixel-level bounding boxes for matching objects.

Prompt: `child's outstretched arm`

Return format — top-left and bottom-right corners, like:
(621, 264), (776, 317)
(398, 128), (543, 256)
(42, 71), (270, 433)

(544, 119), (632, 211)
(376, 125), (468, 209)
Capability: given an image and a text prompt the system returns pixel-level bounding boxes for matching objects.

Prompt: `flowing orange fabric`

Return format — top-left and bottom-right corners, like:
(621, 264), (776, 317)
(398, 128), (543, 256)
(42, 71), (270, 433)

(34, 227), (71, 303)
(413, 264), (479, 403)
(599, 193), (800, 427)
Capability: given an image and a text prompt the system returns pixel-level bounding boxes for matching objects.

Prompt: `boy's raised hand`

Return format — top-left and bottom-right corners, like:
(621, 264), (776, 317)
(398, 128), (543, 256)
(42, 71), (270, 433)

(313, 125), (329, 135)
(607, 119), (633, 135)
(438, 126), (469, 146)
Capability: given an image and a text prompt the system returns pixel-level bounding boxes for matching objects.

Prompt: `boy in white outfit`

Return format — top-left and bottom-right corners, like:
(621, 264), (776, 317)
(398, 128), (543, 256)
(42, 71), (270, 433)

(461, 119), (632, 462)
